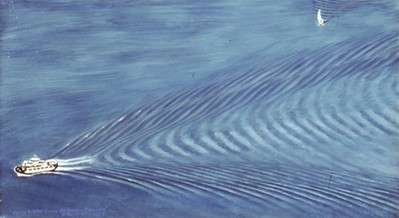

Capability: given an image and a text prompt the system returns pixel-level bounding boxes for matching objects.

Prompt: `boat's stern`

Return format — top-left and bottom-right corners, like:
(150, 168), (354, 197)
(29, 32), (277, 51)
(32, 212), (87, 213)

(46, 159), (59, 170)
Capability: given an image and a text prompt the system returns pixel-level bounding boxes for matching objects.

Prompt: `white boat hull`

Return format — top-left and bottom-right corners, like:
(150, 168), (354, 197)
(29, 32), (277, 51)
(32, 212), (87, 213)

(14, 156), (58, 176)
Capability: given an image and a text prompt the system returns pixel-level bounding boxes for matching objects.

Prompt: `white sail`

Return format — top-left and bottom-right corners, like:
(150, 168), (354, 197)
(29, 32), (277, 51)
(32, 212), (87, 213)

(317, 9), (325, 26)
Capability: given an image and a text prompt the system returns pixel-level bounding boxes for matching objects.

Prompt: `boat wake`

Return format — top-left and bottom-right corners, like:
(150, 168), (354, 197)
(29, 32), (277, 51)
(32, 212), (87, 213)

(40, 2), (398, 216)
(312, 0), (397, 24)
(54, 156), (94, 173)
(56, 156), (95, 167)
(45, 30), (399, 216)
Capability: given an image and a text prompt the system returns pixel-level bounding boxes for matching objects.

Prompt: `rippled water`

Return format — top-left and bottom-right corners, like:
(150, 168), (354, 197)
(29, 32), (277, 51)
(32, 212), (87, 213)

(1, 0), (398, 217)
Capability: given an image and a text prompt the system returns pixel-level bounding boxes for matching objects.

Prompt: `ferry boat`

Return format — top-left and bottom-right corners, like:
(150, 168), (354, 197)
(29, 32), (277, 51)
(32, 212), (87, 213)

(14, 155), (58, 177)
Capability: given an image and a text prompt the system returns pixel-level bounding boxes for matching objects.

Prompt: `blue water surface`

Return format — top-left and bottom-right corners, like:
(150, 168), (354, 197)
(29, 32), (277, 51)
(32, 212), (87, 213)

(1, 0), (398, 217)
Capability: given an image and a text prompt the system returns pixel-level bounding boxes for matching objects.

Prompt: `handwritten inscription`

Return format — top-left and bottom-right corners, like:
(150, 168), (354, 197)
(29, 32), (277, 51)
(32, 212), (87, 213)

(12, 207), (106, 217)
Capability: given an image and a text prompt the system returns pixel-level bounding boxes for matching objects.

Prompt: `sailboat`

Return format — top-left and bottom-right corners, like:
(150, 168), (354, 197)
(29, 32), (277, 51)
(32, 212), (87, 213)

(317, 9), (325, 26)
